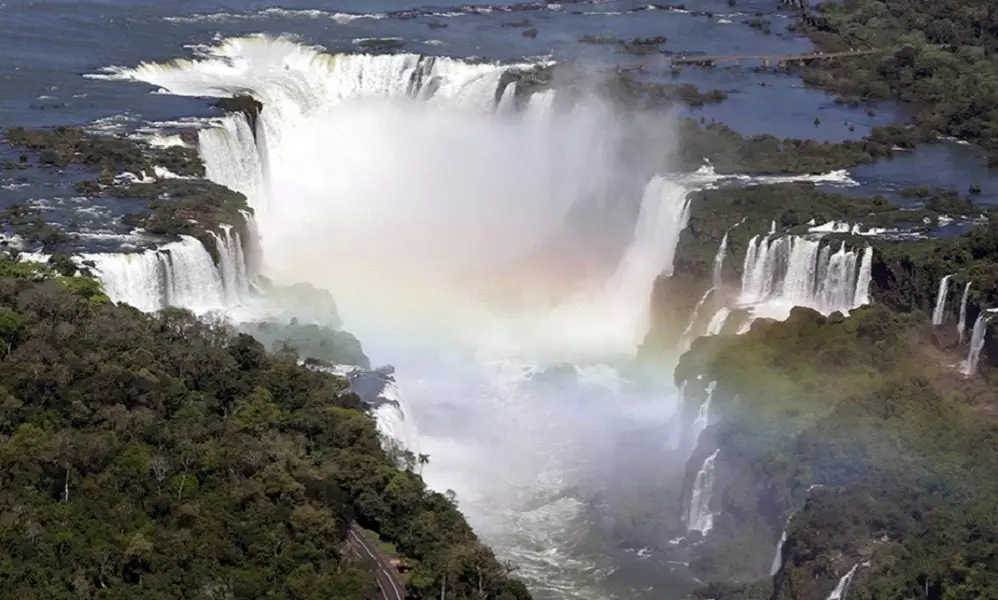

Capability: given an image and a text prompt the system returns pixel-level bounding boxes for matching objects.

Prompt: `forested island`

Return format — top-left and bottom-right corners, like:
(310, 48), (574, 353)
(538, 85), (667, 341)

(796, 0), (998, 165)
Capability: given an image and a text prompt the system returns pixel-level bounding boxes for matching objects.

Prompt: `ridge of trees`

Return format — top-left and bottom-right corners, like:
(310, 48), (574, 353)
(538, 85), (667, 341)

(0, 255), (530, 600)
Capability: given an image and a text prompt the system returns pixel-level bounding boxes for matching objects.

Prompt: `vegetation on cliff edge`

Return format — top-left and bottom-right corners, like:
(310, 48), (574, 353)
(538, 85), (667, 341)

(678, 306), (998, 599)
(0, 255), (529, 600)
(797, 0), (998, 166)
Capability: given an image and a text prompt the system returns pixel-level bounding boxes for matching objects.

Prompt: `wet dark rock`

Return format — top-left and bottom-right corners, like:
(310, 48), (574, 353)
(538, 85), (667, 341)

(214, 95), (263, 135)
(3, 126), (203, 178)
(930, 322), (960, 350)
(73, 180), (102, 196)
(119, 179), (251, 264)
(0, 204), (74, 250)
(579, 34), (622, 45)
(522, 27), (538, 38)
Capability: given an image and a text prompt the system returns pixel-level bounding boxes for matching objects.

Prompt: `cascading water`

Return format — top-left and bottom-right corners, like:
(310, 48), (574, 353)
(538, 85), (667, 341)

(211, 225), (250, 306)
(705, 307), (730, 336)
(198, 116), (266, 214)
(687, 449), (720, 534)
(770, 527), (789, 576)
(932, 274), (953, 325)
(679, 234), (730, 348)
(99, 34), (695, 599)
(957, 281), (972, 344)
(961, 310), (992, 377)
(738, 235), (872, 321)
(82, 236), (226, 313)
(853, 246), (873, 307)
(680, 289), (713, 345)
(826, 561), (869, 600)
(688, 380), (716, 452)
(712, 232), (728, 289)
(239, 209), (263, 280)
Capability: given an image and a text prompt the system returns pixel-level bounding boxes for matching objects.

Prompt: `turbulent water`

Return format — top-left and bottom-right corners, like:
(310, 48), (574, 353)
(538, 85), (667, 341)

(60, 25), (901, 596)
(91, 34), (704, 599)
(737, 235), (873, 321)
(4, 0), (998, 596)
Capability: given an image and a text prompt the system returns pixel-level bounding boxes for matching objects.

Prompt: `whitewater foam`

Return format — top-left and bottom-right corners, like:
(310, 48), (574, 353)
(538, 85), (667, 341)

(99, 34), (693, 599)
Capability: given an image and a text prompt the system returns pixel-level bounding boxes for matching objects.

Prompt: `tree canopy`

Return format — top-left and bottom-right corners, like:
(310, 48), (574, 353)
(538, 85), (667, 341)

(0, 255), (530, 600)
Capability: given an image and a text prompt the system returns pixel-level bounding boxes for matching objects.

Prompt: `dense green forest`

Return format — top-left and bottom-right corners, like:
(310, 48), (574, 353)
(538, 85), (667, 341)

(0, 255), (530, 600)
(677, 304), (998, 599)
(802, 0), (998, 164)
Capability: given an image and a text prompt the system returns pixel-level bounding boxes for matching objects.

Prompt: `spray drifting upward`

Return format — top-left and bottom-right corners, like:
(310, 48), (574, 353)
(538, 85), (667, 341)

(97, 35), (697, 597)
(101, 34), (689, 357)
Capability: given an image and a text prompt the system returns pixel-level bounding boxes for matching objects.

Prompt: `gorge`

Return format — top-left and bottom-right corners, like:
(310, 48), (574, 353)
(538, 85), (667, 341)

(3, 1), (998, 599)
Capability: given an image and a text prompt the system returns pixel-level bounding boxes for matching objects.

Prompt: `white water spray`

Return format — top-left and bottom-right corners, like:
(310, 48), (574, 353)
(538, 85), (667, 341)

(689, 380), (716, 451)
(826, 561), (870, 600)
(712, 232), (728, 289)
(738, 235), (872, 321)
(961, 310), (992, 377)
(687, 448), (720, 534)
(82, 236), (226, 313)
(100, 34), (693, 599)
(770, 527), (789, 576)
(932, 274), (953, 325)
(957, 281), (972, 344)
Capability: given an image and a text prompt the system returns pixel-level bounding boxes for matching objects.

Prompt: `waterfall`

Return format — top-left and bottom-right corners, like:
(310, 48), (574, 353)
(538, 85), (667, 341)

(932, 274), (953, 325)
(213, 224), (251, 305)
(82, 236), (226, 313)
(705, 307), (730, 336)
(689, 380), (716, 449)
(687, 448), (720, 534)
(961, 310), (992, 377)
(329, 364), (421, 453)
(96, 35), (706, 596)
(770, 527), (789, 576)
(852, 246), (873, 307)
(198, 115), (266, 213)
(712, 232), (729, 289)
(957, 281), (972, 344)
(680, 289), (714, 349)
(239, 209), (263, 281)
(738, 236), (872, 319)
(826, 561), (869, 600)
(680, 234), (731, 347)
(594, 176), (692, 351)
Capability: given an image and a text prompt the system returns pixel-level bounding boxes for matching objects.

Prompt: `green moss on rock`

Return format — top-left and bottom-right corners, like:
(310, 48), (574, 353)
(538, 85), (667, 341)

(676, 303), (998, 598)
(2, 125), (203, 179)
